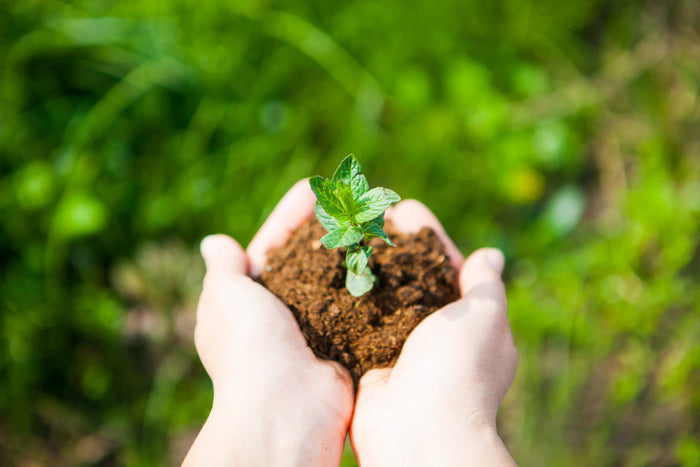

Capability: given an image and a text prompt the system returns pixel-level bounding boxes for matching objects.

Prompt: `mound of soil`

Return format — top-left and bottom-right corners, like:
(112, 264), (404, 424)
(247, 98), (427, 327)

(259, 218), (459, 385)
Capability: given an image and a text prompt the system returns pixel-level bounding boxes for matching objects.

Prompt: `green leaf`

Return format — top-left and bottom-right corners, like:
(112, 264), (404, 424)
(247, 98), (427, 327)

(354, 187), (401, 223)
(54, 191), (108, 239)
(332, 155), (369, 198)
(371, 215), (385, 228)
(332, 180), (355, 214)
(354, 175), (370, 198)
(314, 201), (348, 232)
(320, 225), (363, 249)
(332, 155), (360, 184)
(363, 218), (395, 246)
(346, 245), (373, 274)
(310, 176), (351, 222)
(346, 267), (376, 297)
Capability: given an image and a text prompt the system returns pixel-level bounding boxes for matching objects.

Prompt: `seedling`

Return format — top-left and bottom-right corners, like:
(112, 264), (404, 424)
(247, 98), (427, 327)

(310, 155), (400, 297)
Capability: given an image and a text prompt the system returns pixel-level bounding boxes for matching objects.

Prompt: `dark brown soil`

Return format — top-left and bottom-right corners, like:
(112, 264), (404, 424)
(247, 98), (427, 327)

(259, 218), (459, 385)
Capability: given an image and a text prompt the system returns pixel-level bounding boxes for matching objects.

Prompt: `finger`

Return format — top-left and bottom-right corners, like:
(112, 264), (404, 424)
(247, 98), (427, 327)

(459, 248), (505, 297)
(385, 199), (464, 270)
(200, 234), (248, 278)
(247, 178), (316, 277)
(196, 235), (248, 371)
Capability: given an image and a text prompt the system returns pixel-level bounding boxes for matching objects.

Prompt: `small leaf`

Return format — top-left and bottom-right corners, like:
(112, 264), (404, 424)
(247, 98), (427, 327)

(353, 175), (370, 199)
(354, 187), (401, 223)
(369, 215), (385, 228)
(346, 267), (376, 296)
(321, 225), (363, 249)
(346, 245), (373, 274)
(363, 219), (395, 246)
(310, 176), (351, 222)
(315, 201), (347, 232)
(332, 155), (359, 184)
(332, 181), (355, 215)
(332, 155), (369, 198)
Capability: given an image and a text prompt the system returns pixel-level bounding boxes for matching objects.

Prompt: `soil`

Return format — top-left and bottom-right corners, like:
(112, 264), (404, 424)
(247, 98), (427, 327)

(259, 218), (459, 386)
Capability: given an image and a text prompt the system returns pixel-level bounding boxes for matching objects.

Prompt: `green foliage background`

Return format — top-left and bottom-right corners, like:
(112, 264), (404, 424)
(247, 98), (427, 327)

(1, 0), (699, 464)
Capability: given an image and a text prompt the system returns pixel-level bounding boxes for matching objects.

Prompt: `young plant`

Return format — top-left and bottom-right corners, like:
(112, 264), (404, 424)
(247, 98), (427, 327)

(310, 155), (401, 297)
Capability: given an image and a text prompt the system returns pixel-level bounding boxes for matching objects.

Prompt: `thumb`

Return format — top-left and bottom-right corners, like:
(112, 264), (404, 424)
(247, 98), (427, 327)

(459, 248), (504, 296)
(199, 233), (308, 353)
(200, 234), (248, 278)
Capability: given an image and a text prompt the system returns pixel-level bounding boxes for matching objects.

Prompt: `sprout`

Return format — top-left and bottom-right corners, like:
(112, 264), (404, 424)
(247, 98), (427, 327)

(310, 155), (400, 296)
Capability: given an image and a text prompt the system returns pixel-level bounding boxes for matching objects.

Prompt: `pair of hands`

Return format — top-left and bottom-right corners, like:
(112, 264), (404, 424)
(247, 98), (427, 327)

(183, 180), (518, 466)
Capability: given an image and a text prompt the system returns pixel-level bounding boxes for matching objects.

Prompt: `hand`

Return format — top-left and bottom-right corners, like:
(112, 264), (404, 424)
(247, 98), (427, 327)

(183, 180), (354, 466)
(350, 204), (519, 466)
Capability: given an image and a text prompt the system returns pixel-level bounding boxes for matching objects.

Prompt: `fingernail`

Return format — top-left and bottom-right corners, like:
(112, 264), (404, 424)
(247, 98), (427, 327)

(486, 248), (505, 274)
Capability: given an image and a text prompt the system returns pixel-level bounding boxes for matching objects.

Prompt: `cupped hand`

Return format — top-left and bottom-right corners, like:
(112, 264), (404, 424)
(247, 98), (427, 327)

(350, 202), (519, 466)
(185, 178), (518, 466)
(184, 180), (354, 467)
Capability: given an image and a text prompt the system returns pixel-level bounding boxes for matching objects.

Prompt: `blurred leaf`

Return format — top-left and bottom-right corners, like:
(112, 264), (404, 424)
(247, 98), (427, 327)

(394, 67), (431, 109)
(445, 59), (493, 108)
(506, 168), (546, 203)
(543, 186), (586, 236)
(676, 436), (700, 467)
(53, 192), (108, 238)
(533, 120), (569, 167)
(14, 162), (55, 209)
(511, 63), (550, 98)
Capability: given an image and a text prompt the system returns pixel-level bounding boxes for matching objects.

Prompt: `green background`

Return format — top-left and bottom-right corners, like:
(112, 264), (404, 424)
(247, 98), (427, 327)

(2, 0), (699, 464)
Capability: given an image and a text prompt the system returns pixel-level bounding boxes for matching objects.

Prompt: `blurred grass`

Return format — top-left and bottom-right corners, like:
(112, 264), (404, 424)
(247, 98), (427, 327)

(1, 0), (699, 465)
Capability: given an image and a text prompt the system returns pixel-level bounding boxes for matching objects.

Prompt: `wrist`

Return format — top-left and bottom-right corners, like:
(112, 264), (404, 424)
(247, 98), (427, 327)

(184, 386), (348, 467)
(212, 391), (347, 467)
(354, 415), (515, 467)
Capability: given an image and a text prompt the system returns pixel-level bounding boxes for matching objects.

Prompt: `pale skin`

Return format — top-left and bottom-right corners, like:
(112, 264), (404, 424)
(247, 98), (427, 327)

(183, 179), (518, 466)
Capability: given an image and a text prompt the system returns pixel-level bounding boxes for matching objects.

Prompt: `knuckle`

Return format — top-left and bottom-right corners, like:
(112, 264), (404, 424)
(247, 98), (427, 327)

(201, 273), (228, 292)
(465, 294), (506, 319)
(463, 282), (508, 325)
(201, 274), (251, 304)
(193, 321), (205, 351)
(194, 296), (209, 324)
